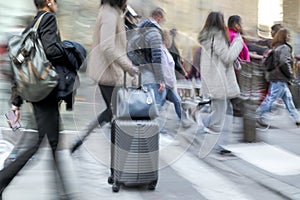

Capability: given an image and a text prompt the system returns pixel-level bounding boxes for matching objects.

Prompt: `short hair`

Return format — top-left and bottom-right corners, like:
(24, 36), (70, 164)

(271, 24), (283, 33)
(101, 0), (125, 9)
(34, 0), (47, 9)
(151, 7), (165, 18)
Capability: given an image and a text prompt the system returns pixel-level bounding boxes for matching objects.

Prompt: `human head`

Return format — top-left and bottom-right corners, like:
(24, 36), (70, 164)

(150, 7), (165, 24)
(199, 11), (229, 43)
(271, 28), (290, 47)
(170, 28), (177, 37)
(228, 15), (243, 34)
(271, 23), (283, 38)
(101, 0), (127, 11)
(34, 0), (57, 12)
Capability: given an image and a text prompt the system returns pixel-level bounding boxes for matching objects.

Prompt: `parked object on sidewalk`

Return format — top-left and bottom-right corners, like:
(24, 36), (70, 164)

(7, 13), (58, 102)
(289, 80), (300, 109)
(108, 119), (159, 192)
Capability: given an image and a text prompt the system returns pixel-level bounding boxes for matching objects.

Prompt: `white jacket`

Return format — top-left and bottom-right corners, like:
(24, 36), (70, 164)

(199, 29), (243, 99)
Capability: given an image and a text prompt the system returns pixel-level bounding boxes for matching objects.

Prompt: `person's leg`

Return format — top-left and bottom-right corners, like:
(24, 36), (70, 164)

(97, 85), (116, 124)
(0, 90), (54, 194)
(0, 131), (42, 192)
(166, 88), (182, 119)
(216, 100), (233, 153)
(208, 99), (227, 133)
(281, 83), (300, 123)
(81, 85), (115, 135)
(256, 82), (284, 118)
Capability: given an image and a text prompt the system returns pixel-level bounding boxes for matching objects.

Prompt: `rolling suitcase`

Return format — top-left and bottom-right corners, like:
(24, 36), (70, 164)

(108, 119), (159, 192)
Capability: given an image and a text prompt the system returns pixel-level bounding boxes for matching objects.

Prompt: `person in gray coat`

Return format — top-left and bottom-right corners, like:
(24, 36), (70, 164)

(198, 12), (243, 155)
(137, 7), (166, 107)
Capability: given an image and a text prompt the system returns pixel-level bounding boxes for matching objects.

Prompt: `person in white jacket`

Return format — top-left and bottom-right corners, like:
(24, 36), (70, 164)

(198, 12), (243, 155)
(159, 29), (193, 135)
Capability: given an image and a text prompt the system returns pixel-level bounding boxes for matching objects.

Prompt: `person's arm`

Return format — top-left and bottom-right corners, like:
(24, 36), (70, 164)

(10, 80), (22, 123)
(39, 13), (65, 64)
(188, 47), (201, 79)
(215, 33), (243, 65)
(100, 9), (137, 76)
(145, 28), (165, 84)
(278, 46), (294, 80)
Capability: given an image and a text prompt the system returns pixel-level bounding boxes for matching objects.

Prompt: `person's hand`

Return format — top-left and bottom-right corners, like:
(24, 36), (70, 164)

(11, 105), (21, 124)
(263, 49), (272, 58)
(158, 82), (165, 93)
(128, 66), (139, 76)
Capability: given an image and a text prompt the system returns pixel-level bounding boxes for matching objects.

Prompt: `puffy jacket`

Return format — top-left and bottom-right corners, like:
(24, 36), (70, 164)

(199, 29), (243, 99)
(268, 43), (294, 82)
(138, 20), (165, 84)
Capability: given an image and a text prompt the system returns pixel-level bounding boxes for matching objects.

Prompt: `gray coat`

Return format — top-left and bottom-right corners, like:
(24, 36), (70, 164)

(138, 20), (165, 85)
(199, 29), (243, 99)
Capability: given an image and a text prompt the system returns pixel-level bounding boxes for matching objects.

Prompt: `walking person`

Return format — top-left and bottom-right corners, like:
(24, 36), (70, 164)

(137, 7), (166, 107)
(256, 28), (300, 127)
(228, 15), (250, 62)
(227, 15), (250, 117)
(160, 29), (192, 128)
(197, 11), (243, 155)
(168, 28), (188, 79)
(0, 0), (81, 199)
(71, 0), (139, 152)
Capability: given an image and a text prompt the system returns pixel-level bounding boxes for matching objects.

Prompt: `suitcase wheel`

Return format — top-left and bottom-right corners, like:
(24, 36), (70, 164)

(108, 176), (114, 185)
(148, 180), (157, 190)
(112, 182), (120, 192)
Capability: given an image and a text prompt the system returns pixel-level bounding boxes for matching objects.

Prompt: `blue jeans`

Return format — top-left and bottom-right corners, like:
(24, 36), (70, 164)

(256, 81), (300, 122)
(144, 83), (166, 108)
(161, 87), (182, 119)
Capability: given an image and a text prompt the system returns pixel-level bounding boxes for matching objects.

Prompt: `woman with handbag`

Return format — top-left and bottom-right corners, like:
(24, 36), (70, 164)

(197, 11), (243, 155)
(0, 0), (81, 199)
(71, 0), (139, 152)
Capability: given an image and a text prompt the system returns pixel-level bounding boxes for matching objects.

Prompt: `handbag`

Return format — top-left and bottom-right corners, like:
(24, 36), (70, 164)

(7, 13), (58, 102)
(115, 72), (159, 120)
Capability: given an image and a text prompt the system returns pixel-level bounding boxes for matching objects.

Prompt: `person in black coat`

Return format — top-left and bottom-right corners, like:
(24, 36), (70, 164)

(168, 28), (188, 79)
(0, 0), (80, 199)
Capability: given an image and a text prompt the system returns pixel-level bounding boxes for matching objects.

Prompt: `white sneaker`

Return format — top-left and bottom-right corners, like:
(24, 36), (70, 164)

(197, 127), (220, 135)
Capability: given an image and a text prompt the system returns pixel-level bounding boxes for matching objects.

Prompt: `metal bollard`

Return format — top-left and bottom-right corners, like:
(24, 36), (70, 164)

(243, 99), (259, 143)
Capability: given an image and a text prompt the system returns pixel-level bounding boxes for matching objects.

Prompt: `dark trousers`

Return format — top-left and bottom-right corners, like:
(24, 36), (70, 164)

(0, 89), (60, 191)
(96, 85), (118, 125)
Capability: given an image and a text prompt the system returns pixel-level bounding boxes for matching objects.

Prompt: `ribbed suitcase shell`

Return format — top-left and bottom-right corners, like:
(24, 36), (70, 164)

(110, 120), (159, 192)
